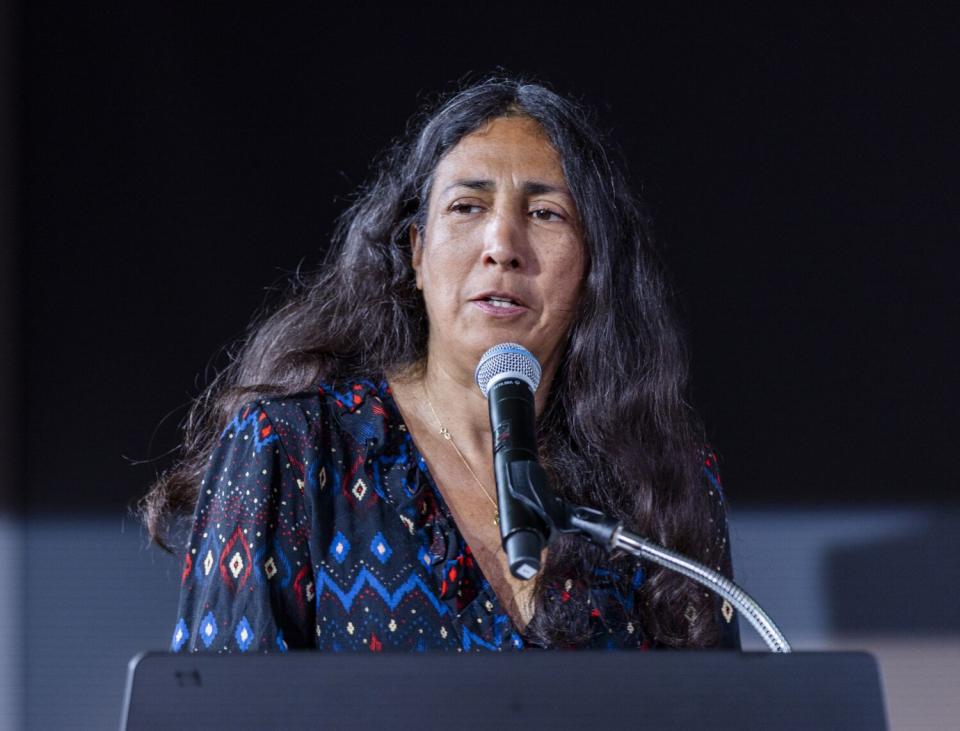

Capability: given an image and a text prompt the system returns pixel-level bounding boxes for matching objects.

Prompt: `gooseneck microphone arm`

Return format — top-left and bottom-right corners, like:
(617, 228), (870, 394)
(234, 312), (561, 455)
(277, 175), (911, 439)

(506, 460), (792, 653)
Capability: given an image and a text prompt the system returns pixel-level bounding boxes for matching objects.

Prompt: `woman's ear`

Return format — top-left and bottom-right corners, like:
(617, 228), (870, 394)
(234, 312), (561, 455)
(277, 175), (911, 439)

(409, 224), (423, 291)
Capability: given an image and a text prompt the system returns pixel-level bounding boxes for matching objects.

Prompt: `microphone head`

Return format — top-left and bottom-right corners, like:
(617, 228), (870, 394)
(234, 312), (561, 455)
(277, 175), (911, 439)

(474, 342), (542, 397)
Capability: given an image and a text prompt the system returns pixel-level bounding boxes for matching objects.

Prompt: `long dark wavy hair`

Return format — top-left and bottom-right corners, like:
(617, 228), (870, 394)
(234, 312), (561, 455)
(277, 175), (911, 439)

(141, 74), (724, 648)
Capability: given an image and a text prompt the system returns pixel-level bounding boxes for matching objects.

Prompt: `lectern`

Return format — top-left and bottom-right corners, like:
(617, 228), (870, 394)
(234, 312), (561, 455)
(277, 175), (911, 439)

(121, 650), (887, 730)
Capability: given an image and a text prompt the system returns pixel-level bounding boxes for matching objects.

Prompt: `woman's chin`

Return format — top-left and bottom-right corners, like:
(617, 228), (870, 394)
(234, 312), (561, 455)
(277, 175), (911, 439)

(430, 331), (534, 374)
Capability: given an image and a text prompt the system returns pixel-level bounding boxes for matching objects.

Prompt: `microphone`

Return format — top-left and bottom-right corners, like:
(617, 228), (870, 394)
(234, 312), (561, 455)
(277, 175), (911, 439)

(475, 343), (549, 580)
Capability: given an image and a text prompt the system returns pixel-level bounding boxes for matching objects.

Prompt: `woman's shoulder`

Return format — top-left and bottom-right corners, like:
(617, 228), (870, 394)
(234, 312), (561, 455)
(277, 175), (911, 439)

(229, 377), (398, 456)
(228, 378), (387, 421)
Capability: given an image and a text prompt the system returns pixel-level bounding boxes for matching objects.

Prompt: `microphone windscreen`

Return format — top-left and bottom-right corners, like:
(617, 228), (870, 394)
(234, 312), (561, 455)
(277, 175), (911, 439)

(474, 342), (542, 397)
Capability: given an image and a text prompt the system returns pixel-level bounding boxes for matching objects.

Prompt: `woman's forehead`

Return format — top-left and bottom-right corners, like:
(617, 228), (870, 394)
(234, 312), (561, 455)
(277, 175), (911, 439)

(432, 116), (565, 190)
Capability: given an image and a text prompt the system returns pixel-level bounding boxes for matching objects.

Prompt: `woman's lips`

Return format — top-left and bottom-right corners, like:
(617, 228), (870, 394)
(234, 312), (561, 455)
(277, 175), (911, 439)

(471, 298), (528, 317)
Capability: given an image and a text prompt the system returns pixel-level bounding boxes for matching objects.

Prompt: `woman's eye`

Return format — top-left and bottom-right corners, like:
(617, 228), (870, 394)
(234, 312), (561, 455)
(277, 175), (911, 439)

(530, 208), (564, 222)
(450, 202), (483, 214)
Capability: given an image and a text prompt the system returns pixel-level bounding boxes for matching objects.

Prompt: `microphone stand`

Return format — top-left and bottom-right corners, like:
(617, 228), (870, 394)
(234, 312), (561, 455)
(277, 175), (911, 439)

(507, 461), (792, 653)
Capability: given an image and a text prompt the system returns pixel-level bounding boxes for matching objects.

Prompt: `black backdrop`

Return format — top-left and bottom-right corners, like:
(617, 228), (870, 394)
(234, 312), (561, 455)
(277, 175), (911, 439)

(17, 5), (959, 513)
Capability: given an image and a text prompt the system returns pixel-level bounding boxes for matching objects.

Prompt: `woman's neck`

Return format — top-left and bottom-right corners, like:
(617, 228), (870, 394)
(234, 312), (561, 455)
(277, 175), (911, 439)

(391, 344), (557, 468)
(420, 355), (491, 460)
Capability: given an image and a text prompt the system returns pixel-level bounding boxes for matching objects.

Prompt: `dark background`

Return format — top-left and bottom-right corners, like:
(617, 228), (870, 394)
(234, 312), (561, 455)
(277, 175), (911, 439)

(11, 4), (959, 516)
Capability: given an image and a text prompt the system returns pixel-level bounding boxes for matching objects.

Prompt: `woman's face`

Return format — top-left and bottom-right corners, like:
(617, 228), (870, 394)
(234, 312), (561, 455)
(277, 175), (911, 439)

(411, 115), (586, 381)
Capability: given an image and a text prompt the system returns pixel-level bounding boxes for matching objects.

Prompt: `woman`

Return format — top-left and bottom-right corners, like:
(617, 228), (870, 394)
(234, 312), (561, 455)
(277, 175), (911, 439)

(142, 76), (741, 652)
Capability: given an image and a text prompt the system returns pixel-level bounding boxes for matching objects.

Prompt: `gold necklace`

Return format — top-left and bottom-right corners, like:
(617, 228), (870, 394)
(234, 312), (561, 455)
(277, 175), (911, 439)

(423, 386), (500, 526)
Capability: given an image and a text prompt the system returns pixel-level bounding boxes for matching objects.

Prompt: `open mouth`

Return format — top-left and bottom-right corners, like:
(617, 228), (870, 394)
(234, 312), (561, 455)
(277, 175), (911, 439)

(484, 295), (520, 309)
(471, 291), (528, 316)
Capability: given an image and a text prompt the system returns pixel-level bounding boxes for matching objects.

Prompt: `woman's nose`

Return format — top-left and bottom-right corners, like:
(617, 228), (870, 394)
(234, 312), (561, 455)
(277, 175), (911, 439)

(481, 208), (524, 270)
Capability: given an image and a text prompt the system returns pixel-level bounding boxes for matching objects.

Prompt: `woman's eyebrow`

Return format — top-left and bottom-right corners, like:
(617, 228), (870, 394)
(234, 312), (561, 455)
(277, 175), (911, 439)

(442, 179), (571, 196)
(442, 179), (494, 195)
(523, 180), (571, 197)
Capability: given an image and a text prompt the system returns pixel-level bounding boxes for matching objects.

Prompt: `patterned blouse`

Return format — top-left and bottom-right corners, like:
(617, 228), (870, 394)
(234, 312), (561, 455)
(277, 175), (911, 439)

(171, 378), (740, 653)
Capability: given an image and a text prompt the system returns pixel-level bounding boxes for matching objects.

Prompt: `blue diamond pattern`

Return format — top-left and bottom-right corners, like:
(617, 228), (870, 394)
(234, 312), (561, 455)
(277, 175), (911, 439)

(330, 530), (351, 564)
(370, 531), (393, 564)
(170, 618), (189, 652)
(234, 616), (254, 652)
(276, 630), (288, 653)
(417, 545), (432, 568)
(199, 611), (218, 648)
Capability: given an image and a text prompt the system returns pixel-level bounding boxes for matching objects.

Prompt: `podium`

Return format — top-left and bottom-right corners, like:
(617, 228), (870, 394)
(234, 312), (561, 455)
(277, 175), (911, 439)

(121, 650), (887, 730)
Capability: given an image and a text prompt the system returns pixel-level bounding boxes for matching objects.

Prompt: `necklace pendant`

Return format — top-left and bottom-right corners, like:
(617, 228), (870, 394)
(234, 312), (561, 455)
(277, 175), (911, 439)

(424, 388), (499, 524)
